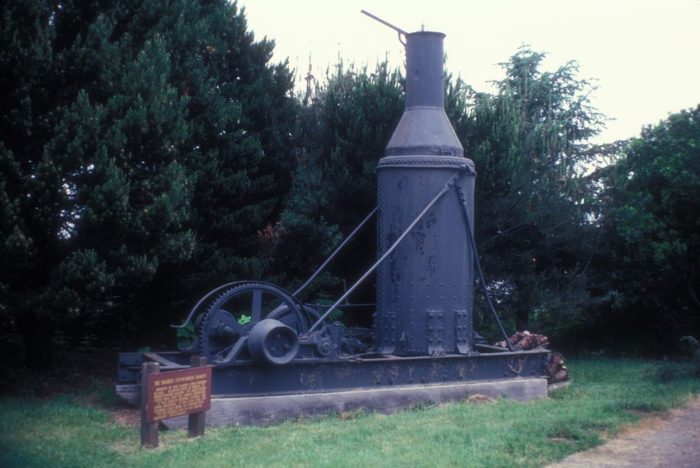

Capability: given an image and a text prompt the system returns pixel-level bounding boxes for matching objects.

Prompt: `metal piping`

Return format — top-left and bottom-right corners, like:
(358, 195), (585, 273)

(360, 10), (407, 36)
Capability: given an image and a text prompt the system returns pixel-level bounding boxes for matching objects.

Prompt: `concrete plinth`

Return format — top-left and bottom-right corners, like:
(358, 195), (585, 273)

(162, 377), (548, 429)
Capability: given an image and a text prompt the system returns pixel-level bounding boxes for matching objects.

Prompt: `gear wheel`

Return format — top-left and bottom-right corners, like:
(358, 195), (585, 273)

(198, 282), (309, 366)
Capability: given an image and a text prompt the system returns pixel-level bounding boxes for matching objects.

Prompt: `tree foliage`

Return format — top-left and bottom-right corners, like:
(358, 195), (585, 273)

(601, 106), (700, 345)
(0, 0), (296, 361)
(2, 1), (698, 360)
(457, 48), (605, 338)
(271, 62), (404, 300)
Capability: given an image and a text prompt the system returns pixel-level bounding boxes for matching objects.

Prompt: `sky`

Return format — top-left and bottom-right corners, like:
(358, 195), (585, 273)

(241, 0), (700, 144)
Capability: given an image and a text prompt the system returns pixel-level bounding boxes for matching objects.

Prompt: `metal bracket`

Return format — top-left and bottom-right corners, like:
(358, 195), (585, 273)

(455, 309), (470, 354)
(427, 309), (444, 355)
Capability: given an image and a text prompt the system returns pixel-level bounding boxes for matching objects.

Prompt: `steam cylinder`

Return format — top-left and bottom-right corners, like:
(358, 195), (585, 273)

(375, 31), (476, 355)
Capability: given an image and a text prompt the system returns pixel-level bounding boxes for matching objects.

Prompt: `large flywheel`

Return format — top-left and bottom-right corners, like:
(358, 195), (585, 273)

(198, 282), (311, 366)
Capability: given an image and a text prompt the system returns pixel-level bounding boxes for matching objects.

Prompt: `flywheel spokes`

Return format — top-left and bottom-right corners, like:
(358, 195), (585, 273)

(198, 282), (308, 366)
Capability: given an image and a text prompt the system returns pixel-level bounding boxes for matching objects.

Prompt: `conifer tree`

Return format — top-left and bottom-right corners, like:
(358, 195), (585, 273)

(0, 0), (297, 361)
(273, 62), (403, 300)
(461, 48), (604, 337)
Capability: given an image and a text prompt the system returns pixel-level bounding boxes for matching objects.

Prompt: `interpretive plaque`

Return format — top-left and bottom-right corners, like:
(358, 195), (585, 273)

(145, 365), (212, 423)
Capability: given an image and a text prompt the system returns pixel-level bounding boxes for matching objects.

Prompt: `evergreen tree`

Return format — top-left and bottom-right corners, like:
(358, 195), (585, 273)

(0, 0), (297, 362)
(272, 62), (404, 303)
(1, 0), (66, 364)
(276, 52), (604, 340)
(460, 48), (605, 338)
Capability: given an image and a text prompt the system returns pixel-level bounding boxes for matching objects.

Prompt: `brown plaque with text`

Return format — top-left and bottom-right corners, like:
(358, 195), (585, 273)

(146, 366), (212, 422)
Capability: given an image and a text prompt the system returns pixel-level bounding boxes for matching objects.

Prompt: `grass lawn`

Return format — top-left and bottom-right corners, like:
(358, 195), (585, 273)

(1, 358), (698, 467)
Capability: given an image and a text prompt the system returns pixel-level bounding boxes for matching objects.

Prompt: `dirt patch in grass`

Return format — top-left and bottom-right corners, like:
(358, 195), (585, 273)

(112, 408), (139, 427)
(617, 413), (666, 434)
(466, 394), (496, 404)
(550, 396), (700, 467)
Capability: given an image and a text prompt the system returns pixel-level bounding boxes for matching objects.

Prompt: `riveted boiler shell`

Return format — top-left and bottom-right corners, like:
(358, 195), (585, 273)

(376, 155), (475, 355)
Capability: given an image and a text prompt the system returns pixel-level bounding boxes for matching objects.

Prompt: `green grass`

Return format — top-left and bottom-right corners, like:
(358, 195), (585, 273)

(1, 359), (699, 467)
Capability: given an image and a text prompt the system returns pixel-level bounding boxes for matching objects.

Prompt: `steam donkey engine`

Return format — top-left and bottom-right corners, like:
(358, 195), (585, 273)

(117, 16), (552, 420)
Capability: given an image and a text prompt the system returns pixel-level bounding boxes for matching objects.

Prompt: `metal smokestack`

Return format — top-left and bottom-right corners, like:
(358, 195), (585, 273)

(373, 25), (476, 356)
(385, 32), (463, 157)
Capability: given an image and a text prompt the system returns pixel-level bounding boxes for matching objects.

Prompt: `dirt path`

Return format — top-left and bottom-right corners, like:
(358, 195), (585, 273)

(549, 396), (700, 468)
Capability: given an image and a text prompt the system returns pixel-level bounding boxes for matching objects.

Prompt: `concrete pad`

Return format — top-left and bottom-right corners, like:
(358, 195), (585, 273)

(162, 377), (548, 428)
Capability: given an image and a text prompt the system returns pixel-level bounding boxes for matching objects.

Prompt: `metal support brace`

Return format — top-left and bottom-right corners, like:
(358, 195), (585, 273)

(455, 179), (514, 351)
(293, 207), (378, 297)
(307, 173), (459, 334)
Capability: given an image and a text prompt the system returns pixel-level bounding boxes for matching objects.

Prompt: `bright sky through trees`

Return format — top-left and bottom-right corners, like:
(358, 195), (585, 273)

(242, 0), (700, 143)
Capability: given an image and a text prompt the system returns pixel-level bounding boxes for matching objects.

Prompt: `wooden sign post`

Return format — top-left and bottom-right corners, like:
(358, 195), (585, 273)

(140, 361), (160, 448)
(187, 355), (208, 438)
(140, 356), (212, 448)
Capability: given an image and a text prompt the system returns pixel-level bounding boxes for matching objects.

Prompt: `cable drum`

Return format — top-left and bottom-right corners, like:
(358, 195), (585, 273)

(247, 319), (300, 365)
